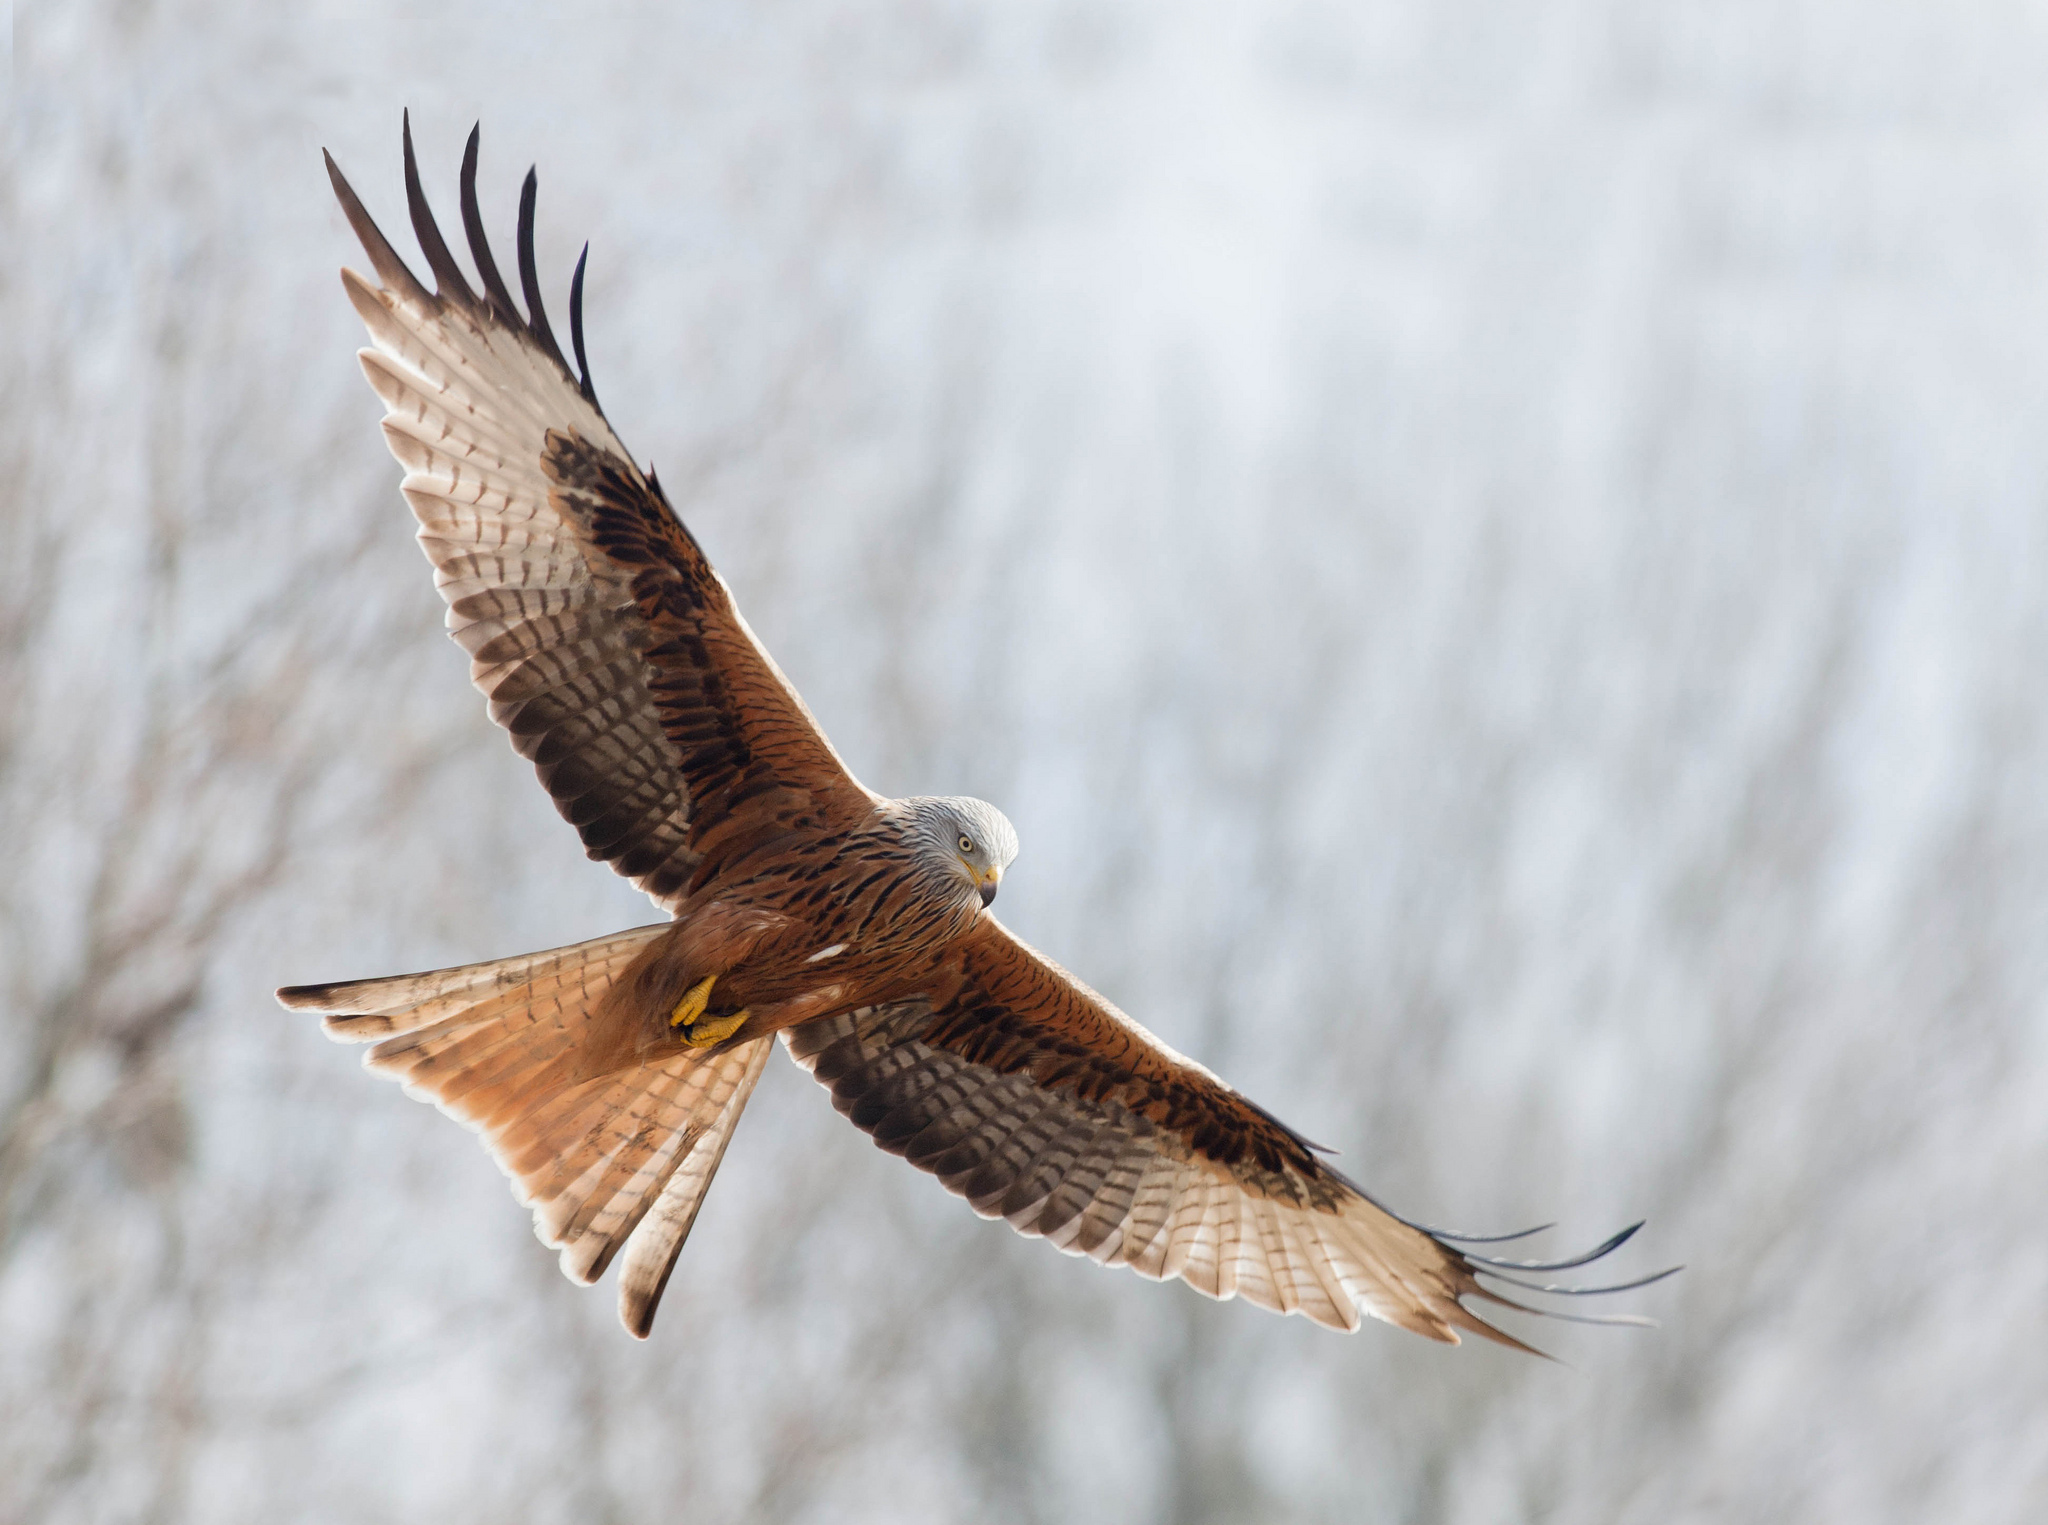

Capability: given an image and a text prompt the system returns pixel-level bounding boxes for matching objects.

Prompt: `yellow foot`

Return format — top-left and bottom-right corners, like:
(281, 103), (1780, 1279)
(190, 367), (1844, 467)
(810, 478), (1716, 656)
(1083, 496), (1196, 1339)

(670, 975), (717, 1029)
(680, 1009), (749, 1048)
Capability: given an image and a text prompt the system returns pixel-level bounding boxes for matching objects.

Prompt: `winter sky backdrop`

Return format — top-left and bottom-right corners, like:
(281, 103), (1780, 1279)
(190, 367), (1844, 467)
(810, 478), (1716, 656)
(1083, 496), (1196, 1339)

(5, 2), (2047, 1521)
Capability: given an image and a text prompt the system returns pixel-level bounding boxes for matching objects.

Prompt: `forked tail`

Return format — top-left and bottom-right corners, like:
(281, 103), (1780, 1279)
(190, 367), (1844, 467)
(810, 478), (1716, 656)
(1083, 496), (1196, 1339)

(277, 925), (770, 1337)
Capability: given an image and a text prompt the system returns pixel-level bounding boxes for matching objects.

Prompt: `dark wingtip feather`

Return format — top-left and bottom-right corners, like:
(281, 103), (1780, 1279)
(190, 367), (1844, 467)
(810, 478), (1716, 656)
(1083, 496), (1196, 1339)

(324, 146), (432, 305)
(459, 123), (522, 325)
(1477, 1263), (1685, 1299)
(401, 110), (477, 308)
(1430, 1222), (1557, 1245)
(1468, 1284), (1661, 1330)
(1433, 1214), (1676, 1349)
(1460, 1220), (1644, 1273)
(517, 167), (570, 371)
(569, 241), (598, 405)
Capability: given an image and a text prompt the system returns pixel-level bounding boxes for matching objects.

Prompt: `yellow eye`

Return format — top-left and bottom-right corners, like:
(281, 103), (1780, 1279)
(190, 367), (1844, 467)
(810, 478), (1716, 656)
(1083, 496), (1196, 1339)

(958, 835), (975, 854)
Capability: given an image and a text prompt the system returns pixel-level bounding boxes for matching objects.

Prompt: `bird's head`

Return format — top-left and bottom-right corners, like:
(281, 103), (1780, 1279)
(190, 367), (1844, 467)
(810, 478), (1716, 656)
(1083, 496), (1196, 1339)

(908, 796), (1019, 908)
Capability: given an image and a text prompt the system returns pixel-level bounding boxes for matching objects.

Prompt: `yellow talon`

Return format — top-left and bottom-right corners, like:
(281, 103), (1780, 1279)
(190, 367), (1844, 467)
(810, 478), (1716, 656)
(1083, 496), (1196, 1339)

(681, 1009), (749, 1048)
(670, 975), (717, 1029)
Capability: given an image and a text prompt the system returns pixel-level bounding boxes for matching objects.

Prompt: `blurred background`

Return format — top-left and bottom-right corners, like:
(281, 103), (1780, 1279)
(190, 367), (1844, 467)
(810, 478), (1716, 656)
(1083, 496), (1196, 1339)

(6, 2), (2048, 1520)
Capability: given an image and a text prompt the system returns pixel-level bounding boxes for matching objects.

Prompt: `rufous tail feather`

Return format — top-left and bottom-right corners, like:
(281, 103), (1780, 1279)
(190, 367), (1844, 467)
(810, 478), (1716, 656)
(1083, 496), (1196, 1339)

(278, 925), (770, 1335)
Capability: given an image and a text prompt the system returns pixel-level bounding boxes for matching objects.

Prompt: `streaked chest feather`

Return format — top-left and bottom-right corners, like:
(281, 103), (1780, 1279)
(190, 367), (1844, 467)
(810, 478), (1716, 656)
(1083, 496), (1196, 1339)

(705, 822), (978, 997)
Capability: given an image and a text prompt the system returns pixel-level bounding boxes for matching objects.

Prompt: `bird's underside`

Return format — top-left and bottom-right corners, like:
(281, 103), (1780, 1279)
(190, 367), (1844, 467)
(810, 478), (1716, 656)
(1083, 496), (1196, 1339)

(279, 118), (1671, 1348)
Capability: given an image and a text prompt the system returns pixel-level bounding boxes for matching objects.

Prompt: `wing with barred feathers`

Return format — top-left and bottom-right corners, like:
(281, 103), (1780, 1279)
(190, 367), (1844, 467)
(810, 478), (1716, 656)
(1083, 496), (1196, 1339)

(327, 118), (876, 913)
(784, 916), (1667, 1345)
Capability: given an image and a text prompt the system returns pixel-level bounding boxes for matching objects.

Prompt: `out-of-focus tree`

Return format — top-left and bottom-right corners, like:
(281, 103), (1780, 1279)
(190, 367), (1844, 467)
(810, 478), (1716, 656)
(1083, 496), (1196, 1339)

(5, 2), (2047, 1523)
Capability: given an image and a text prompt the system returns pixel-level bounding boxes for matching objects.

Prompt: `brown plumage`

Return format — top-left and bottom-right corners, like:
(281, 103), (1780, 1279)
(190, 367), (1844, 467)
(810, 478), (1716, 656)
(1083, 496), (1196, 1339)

(279, 119), (1670, 1346)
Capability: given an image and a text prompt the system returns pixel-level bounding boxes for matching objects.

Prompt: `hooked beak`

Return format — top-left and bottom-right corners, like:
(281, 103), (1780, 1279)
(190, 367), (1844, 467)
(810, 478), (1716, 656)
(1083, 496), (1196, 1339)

(976, 866), (1001, 907)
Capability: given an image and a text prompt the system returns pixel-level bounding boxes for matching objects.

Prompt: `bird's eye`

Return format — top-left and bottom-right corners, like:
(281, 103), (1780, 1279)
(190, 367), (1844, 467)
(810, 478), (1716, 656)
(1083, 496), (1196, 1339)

(958, 835), (976, 854)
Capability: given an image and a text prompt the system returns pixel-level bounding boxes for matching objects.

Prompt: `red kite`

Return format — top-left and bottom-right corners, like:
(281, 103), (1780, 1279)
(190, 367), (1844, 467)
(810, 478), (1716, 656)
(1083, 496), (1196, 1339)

(280, 121), (1668, 1347)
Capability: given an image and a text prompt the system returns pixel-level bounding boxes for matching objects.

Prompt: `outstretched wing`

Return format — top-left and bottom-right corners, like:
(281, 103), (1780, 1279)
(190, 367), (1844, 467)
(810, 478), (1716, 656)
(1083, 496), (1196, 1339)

(329, 118), (876, 911)
(786, 917), (1668, 1345)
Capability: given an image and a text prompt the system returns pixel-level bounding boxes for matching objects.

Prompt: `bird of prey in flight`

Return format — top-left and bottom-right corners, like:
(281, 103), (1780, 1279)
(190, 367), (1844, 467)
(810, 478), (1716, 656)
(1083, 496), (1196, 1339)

(280, 119), (1669, 1348)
